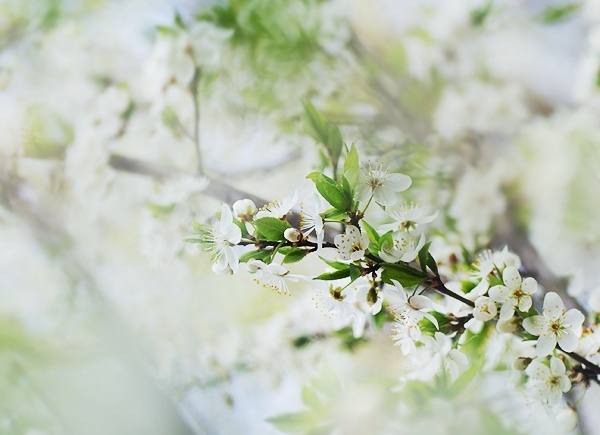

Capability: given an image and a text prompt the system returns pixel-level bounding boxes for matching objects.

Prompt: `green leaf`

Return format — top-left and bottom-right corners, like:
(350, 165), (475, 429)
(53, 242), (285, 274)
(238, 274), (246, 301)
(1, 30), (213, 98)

(448, 356), (483, 397)
(340, 176), (353, 205)
(314, 174), (351, 211)
(267, 412), (313, 434)
(380, 263), (427, 287)
(174, 11), (188, 29)
(283, 248), (309, 264)
(361, 221), (380, 251)
(539, 4), (580, 23)
(301, 386), (322, 409)
(343, 143), (359, 173)
(147, 202), (175, 217)
(161, 106), (180, 130)
(306, 171), (320, 181)
(238, 249), (272, 263)
(349, 264), (361, 281)
(315, 269), (350, 281)
(418, 242), (431, 273)
(253, 217), (291, 241)
(470, 1), (493, 27)
(302, 100), (328, 144)
(192, 220), (206, 234)
(319, 256), (348, 270)
(326, 125), (343, 169)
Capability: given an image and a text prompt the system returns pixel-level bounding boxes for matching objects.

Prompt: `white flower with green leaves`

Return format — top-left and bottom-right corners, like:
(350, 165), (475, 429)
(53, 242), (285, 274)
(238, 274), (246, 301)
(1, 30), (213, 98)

(489, 266), (538, 320)
(387, 280), (438, 331)
(379, 231), (425, 263)
(355, 162), (411, 206)
(420, 332), (469, 382)
(300, 192), (326, 251)
(524, 357), (571, 406)
(196, 204), (242, 274)
(334, 225), (369, 261)
(255, 190), (299, 219)
(523, 292), (585, 356)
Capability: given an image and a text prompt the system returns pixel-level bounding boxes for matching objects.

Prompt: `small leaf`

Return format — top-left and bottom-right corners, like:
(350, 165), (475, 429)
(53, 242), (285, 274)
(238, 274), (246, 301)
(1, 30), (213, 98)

(326, 125), (343, 169)
(314, 174), (351, 211)
(539, 4), (580, 23)
(302, 100), (328, 144)
(349, 264), (361, 281)
(418, 242), (431, 273)
(340, 176), (353, 204)
(315, 269), (350, 281)
(381, 263), (427, 287)
(301, 386), (321, 409)
(319, 256), (348, 270)
(267, 412), (313, 434)
(253, 217), (291, 241)
(147, 202), (175, 217)
(306, 171), (320, 181)
(283, 248), (309, 264)
(239, 249), (272, 263)
(361, 221), (380, 251)
(343, 143), (359, 173)
(448, 355), (483, 397)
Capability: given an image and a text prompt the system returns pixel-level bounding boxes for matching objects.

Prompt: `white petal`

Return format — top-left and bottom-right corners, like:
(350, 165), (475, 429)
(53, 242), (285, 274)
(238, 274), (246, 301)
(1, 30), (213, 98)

(536, 333), (558, 357)
(220, 203), (233, 226)
(563, 309), (585, 329)
(518, 296), (532, 312)
(502, 266), (521, 291)
(384, 173), (412, 192)
(499, 301), (515, 320)
(543, 292), (565, 320)
(521, 277), (538, 295)
(558, 329), (578, 352)
(523, 315), (548, 335)
(373, 186), (397, 206)
(550, 357), (566, 376)
(489, 285), (510, 303)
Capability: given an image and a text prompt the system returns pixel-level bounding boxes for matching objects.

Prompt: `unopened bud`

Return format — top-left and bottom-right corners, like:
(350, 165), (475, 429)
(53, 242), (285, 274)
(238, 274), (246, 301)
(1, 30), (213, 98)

(232, 199), (257, 221)
(284, 228), (303, 243)
(512, 357), (531, 371)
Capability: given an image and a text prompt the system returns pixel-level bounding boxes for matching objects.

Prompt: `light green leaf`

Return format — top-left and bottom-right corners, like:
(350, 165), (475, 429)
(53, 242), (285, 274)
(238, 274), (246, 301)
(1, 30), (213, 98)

(314, 174), (351, 211)
(238, 249), (272, 263)
(315, 269), (350, 281)
(319, 256), (348, 270)
(302, 100), (328, 144)
(349, 264), (361, 281)
(282, 248), (309, 264)
(343, 143), (359, 173)
(253, 217), (291, 241)
(267, 412), (313, 434)
(381, 263), (427, 287)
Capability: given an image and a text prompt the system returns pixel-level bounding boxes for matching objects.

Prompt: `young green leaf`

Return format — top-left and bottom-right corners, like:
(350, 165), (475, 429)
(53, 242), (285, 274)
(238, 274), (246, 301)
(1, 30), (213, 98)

(253, 217), (291, 241)
(315, 268), (351, 281)
(349, 264), (361, 281)
(319, 256), (348, 270)
(314, 174), (351, 211)
(326, 125), (343, 169)
(380, 263), (427, 287)
(302, 100), (328, 145)
(238, 249), (272, 263)
(361, 220), (381, 250)
(282, 248), (309, 264)
(343, 143), (359, 173)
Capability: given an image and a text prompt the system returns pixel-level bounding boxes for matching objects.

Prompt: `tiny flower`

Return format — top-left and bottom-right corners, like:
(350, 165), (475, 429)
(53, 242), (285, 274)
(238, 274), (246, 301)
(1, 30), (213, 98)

(378, 231), (425, 263)
(489, 266), (537, 320)
(284, 227), (303, 243)
(387, 280), (439, 330)
(232, 199), (257, 221)
(334, 225), (369, 261)
(469, 250), (495, 297)
(247, 260), (299, 296)
(255, 190), (299, 219)
(355, 162), (412, 206)
(379, 202), (438, 233)
(420, 332), (469, 382)
(197, 204), (242, 274)
(525, 357), (571, 406)
(523, 292), (585, 356)
(473, 296), (497, 322)
(299, 193), (326, 251)
(492, 246), (521, 271)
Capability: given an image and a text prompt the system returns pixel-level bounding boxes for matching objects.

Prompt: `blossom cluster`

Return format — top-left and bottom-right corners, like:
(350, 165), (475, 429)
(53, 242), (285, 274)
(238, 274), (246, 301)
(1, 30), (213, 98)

(190, 137), (599, 431)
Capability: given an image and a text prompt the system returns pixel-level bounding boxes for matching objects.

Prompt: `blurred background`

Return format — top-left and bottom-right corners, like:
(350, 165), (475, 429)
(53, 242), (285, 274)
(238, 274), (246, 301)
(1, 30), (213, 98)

(1, 0), (600, 434)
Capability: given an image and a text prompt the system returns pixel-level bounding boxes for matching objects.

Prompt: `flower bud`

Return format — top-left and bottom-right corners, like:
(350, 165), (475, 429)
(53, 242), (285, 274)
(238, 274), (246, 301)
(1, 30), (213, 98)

(555, 407), (578, 433)
(496, 317), (518, 333)
(246, 259), (264, 273)
(284, 228), (302, 243)
(512, 357), (531, 371)
(232, 199), (257, 221)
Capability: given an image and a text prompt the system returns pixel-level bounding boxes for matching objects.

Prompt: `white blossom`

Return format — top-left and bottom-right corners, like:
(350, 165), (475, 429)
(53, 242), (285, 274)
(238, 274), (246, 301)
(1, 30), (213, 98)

(379, 202), (438, 233)
(247, 260), (300, 296)
(334, 225), (369, 261)
(355, 162), (411, 206)
(232, 199), (257, 221)
(378, 231), (425, 263)
(199, 204), (242, 274)
(420, 332), (468, 382)
(524, 357), (571, 406)
(473, 296), (497, 322)
(255, 190), (299, 219)
(489, 266), (538, 320)
(299, 192), (326, 251)
(523, 292), (585, 356)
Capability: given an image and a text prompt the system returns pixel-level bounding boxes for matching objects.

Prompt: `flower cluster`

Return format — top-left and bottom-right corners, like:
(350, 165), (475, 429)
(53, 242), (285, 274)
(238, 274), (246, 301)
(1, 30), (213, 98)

(191, 139), (600, 430)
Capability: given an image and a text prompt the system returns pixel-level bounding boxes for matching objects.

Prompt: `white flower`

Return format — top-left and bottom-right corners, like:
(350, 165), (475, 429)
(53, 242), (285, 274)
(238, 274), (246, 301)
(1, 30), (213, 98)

(334, 225), (369, 261)
(198, 204), (242, 274)
(489, 266), (538, 320)
(492, 246), (521, 271)
(473, 296), (497, 322)
(247, 260), (299, 296)
(525, 357), (571, 406)
(378, 231), (425, 263)
(523, 292), (585, 356)
(310, 279), (368, 338)
(355, 162), (412, 206)
(255, 190), (299, 219)
(379, 203), (438, 233)
(391, 321), (419, 355)
(420, 332), (468, 382)
(299, 193), (326, 251)
(468, 250), (495, 297)
(387, 280), (439, 331)
(232, 199), (257, 221)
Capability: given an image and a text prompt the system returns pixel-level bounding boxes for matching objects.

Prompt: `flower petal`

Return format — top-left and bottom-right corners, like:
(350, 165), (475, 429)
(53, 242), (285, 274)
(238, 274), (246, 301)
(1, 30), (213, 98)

(563, 309), (584, 329)
(384, 173), (412, 192)
(543, 292), (565, 320)
(557, 329), (578, 352)
(521, 277), (538, 296)
(536, 333), (558, 357)
(489, 285), (510, 303)
(523, 315), (548, 335)
(499, 302), (515, 320)
(373, 186), (396, 206)
(502, 266), (521, 291)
